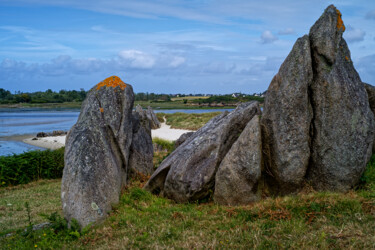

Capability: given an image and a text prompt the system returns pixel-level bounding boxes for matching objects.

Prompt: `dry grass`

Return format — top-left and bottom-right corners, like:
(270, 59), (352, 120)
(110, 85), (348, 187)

(158, 112), (222, 130)
(0, 179), (61, 233)
(1, 154), (375, 249)
(1, 178), (375, 248)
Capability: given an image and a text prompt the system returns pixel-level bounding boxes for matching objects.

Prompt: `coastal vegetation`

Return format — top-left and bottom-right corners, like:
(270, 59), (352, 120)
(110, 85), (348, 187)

(0, 148), (65, 187)
(0, 88), (264, 109)
(0, 155), (374, 248)
(157, 112), (222, 130)
(0, 88), (87, 104)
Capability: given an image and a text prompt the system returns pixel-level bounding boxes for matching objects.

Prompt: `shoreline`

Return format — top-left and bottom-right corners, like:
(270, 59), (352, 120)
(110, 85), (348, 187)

(17, 122), (193, 150)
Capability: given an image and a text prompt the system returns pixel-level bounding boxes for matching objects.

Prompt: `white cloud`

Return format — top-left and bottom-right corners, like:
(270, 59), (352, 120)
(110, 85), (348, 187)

(118, 50), (155, 69)
(278, 28), (295, 35)
(261, 30), (278, 44)
(167, 56), (186, 68)
(344, 25), (366, 43)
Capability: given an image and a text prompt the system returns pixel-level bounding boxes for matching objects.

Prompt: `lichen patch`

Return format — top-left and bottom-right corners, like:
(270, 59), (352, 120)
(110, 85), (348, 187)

(336, 9), (345, 32)
(96, 76), (127, 90)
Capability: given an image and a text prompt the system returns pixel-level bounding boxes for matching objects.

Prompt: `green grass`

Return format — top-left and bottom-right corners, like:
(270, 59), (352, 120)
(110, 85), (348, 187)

(170, 96), (210, 101)
(0, 179), (62, 234)
(153, 138), (175, 169)
(1, 150), (374, 248)
(2, 177), (374, 249)
(158, 112), (222, 130)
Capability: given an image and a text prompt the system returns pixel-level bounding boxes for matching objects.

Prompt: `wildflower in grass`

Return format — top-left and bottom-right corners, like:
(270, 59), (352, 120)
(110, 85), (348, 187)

(34, 244), (37, 248)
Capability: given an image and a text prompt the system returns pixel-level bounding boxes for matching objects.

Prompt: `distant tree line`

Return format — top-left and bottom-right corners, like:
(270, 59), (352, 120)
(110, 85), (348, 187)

(0, 88), (87, 104)
(134, 92), (171, 102)
(0, 88), (174, 104)
(191, 94), (264, 104)
(0, 88), (264, 104)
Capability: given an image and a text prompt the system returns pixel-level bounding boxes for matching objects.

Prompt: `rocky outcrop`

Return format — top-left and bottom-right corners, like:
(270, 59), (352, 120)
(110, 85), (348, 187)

(61, 76), (153, 228)
(261, 5), (374, 194)
(144, 102), (261, 203)
(174, 132), (194, 148)
(261, 35), (313, 194)
(307, 6), (374, 191)
(36, 130), (67, 137)
(143, 5), (373, 205)
(214, 115), (262, 205)
(146, 106), (161, 129)
(129, 106), (154, 176)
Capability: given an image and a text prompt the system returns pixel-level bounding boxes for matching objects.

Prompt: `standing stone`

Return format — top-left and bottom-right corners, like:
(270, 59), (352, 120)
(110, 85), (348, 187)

(129, 106), (154, 176)
(146, 106), (161, 129)
(307, 5), (374, 191)
(144, 102), (261, 202)
(62, 76), (134, 228)
(261, 35), (313, 194)
(214, 115), (262, 205)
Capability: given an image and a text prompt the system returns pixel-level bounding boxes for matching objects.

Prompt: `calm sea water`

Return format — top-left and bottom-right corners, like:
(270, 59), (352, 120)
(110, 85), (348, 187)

(0, 108), (232, 156)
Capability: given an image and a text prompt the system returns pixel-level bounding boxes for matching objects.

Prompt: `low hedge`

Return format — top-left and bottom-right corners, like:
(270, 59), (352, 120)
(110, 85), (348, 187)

(0, 147), (65, 187)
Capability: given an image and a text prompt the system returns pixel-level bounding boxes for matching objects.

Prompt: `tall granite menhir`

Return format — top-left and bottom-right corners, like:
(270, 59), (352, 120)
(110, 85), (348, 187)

(261, 5), (374, 194)
(62, 76), (154, 228)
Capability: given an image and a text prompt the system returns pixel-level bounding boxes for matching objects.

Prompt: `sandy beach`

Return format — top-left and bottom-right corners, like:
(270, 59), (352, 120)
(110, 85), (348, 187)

(23, 135), (66, 150)
(21, 122), (193, 150)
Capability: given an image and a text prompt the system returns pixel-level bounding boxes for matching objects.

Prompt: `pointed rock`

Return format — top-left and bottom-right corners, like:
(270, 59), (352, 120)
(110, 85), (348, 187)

(129, 105), (154, 176)
(307, 5), (374, 191)
(62, 76), (134, 228)
(261, 35), (313, 194)
(214, 115), (262, 205)
(146, 106), (161, 129)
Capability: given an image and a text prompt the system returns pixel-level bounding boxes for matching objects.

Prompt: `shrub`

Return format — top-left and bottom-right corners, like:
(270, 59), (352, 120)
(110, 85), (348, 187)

(0, 148), (65, 187)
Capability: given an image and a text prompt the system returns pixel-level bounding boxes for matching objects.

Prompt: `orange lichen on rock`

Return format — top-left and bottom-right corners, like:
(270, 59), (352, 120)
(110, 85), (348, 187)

(336, 9), (345, 32)
(100, 107), (104, 113)
(96, 76), (127, 90)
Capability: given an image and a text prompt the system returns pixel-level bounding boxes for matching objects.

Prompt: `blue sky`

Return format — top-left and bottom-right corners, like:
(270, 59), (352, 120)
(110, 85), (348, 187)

(0, 0), (374, 94)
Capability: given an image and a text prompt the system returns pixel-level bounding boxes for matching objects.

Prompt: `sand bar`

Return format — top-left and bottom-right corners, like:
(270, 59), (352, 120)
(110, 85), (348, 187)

(23, 136), (66, 150)
(21, 122), (193, 150)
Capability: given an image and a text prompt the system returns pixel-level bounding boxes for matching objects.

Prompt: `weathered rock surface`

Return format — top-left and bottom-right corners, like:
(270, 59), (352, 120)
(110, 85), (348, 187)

(62, 76), (137, 228)
(146, 106), (161, 129)
(364, 83), (375, 112)
(174, 132), (194, 148)
(261, 35), (313, 194)
(364, 83), (375, 153)
(144, 102), (261, 203)
(214, 115), (262, 205)
(307, 5), (374, 191)
(129, 105), (154, 176)
(261, 5), (374, 193)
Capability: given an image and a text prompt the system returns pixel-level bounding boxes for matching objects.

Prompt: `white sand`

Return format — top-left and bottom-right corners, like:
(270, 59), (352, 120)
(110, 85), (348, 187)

(23, 136), (66, 150)
(23, 123), (193, 150)
(152, 122), (193, 141)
